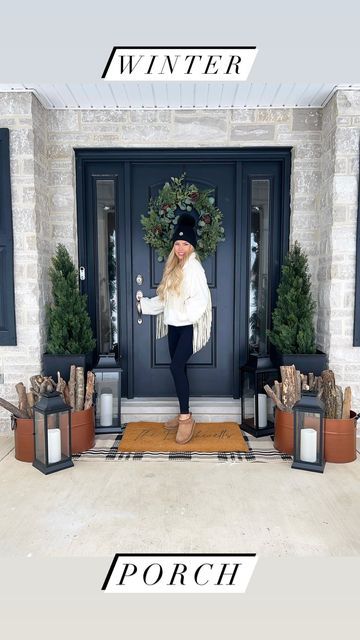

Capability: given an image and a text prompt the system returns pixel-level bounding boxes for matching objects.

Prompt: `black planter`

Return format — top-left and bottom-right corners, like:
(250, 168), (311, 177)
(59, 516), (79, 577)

(42, 352), (95, 382)
(273, 349), (328, 376)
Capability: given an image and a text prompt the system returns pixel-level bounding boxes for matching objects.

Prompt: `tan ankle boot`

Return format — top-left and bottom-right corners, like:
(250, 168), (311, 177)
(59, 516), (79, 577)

(175, 414), (196, 444)
(164, 412), (192, 429)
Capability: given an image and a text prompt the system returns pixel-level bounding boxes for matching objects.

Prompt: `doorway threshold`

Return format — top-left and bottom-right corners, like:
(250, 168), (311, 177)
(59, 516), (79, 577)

(121, 397), (241, 423)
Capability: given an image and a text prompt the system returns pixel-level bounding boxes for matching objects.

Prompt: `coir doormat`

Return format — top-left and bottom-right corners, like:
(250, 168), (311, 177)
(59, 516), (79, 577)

(118, 421), (249, 453)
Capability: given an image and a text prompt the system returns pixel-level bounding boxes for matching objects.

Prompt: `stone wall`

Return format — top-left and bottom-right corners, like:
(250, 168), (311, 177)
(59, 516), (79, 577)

(322, 91), (360, 406)
(0, 93), (44, 431)
(0, 89), (359, 433)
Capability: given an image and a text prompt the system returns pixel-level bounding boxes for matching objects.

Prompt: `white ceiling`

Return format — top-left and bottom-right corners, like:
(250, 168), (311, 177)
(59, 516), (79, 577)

(0, 82), (358, 110)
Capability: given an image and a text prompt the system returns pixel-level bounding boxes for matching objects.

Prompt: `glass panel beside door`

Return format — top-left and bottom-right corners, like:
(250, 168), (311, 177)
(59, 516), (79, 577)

(95, 179), (118, 358)
(249, 179), (270, 355)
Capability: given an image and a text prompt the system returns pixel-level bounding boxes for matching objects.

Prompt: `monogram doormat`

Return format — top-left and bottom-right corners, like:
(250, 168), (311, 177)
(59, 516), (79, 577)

(118, 421), (249, 453)
(72, 423), (293, 463)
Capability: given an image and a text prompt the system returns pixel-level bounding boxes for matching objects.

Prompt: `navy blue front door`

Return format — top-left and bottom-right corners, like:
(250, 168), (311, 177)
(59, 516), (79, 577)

(76, 147), (291, 400)
(132, 162), (236, 398)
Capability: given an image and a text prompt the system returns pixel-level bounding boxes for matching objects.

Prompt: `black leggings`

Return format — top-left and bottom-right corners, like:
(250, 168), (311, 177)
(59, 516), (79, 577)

(168, 324), (193, 414)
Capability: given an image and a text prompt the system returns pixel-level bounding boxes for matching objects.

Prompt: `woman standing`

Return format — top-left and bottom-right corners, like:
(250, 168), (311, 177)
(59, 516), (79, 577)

(137, 212), (212, 444)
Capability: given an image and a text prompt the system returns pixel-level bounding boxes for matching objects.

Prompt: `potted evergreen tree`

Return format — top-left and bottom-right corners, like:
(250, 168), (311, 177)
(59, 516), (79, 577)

(42, 244), (97, 381)
(267, 240), (327, 375)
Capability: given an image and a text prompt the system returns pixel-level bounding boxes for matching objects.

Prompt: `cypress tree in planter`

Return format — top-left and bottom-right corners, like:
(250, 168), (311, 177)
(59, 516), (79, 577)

(42, 244), (97, 381)
(266, 240), (327, 375)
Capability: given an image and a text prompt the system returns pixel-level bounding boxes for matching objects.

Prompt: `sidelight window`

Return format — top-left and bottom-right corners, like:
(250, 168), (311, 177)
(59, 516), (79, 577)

(249, 179), (270, 355)
(96, 180), (118, 355)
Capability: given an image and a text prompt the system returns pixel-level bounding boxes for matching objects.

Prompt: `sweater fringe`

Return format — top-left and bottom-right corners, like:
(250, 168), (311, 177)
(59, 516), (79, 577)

(156, 289), (212, 355)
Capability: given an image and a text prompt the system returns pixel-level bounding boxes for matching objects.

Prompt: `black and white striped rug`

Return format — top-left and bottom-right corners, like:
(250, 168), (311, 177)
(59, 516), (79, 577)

(72, 425), (293, 463)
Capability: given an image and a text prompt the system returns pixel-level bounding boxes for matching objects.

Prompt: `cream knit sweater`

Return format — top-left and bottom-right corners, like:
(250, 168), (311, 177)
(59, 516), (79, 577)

(139, 252), (212, 354)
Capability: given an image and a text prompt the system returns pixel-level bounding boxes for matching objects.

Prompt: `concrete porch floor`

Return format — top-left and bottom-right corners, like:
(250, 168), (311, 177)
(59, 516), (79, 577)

(1, 433), (360, 558)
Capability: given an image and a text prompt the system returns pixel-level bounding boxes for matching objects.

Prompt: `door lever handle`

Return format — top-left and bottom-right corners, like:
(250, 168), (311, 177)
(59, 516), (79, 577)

(136, 290), (143, 324)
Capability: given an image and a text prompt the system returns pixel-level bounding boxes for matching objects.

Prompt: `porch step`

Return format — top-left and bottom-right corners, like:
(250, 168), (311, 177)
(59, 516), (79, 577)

(120, 397), (241, 424)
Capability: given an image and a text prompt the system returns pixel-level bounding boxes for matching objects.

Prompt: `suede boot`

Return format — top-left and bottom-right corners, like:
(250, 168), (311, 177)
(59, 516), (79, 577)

(175, 414), (196, 444)
(164, 412), (192, 429)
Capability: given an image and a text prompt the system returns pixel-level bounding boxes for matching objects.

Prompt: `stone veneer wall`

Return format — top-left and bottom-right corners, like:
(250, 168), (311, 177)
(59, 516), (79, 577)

(0, 92), (48, 433)
(319, 91), (360, 407)
(0, 89), (359, 433)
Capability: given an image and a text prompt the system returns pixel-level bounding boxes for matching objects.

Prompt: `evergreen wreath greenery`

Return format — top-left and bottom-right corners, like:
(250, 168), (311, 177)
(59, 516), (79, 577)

(140, 172), (225, 261)
(266, 240), (317, 354)
(45, 244), (96, 355)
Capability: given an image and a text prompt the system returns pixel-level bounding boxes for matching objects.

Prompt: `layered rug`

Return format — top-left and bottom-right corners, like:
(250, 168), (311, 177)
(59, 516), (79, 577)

(72, 423), (293, 463)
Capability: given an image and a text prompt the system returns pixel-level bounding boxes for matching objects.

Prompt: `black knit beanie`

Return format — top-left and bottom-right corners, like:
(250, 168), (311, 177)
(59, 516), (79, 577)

(171, 211), (197, 249)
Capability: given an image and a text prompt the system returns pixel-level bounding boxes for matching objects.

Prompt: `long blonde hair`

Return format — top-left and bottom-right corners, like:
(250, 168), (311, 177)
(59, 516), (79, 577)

(156, 245), (201, 301)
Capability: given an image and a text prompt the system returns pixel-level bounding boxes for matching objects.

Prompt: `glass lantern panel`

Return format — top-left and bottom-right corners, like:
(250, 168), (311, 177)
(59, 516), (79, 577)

(257, 371), (277, 425)
(58, 411), (71, 459)
(242, 369), (255, 425)
(249, 180), (270, 355)
(95, 372), (119, 425)
(297, 411), (321, 464)
(96, 179), (118, 356)
(34, 411), (45, 465)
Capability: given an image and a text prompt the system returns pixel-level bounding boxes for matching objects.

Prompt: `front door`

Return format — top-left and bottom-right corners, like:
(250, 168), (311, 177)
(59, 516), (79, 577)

(132, 162), (236, 398)
(76, 148), (291, 399)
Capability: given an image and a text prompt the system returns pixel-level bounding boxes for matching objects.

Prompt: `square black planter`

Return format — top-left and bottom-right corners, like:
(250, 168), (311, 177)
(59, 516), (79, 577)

(42, 352), (95, 382)
(273, 349), (328, 376)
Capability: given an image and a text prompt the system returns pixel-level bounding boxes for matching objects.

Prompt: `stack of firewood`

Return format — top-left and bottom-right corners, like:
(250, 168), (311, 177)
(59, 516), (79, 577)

(264, 365), (351, 419)
(0, 366), (95, 419)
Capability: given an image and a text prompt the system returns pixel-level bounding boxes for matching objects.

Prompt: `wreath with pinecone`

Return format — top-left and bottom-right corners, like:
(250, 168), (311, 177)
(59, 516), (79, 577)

(140, 172), (225, 262)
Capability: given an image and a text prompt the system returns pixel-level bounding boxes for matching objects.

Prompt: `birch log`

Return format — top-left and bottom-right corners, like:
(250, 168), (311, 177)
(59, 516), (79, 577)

(68, 365), (76, 411)
(264, 384), (288, 412)
(0, 397), (29, 419)
(30, 375), (42, 394)
(15, 382), (32, 418)
(321, 370), (337, 419)
(274, 380), (282, 402)
(56, 372), (67, 400)
(75, 366), (84, 411)
(84, 371), (95, 410)
(63, 383), (71, 407)
(39, 377), (56, 394)
(342, 386), (351, 419)
(335, 385), (343, 419)
(26, 391), (37, 417)
(280, 365), (297, 410)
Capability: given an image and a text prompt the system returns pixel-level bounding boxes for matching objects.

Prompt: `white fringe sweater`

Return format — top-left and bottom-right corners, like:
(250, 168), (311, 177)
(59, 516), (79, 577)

(139, 252), (212, 354)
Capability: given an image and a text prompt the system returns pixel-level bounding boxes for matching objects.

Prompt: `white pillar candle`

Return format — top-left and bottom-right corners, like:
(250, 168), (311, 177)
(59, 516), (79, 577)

(255, 393), (268, 428)
(100, 392), (113, 426)
(47, 428), (62, 464)
(300, 428), (317, 463)
(267, 396), (275, 423)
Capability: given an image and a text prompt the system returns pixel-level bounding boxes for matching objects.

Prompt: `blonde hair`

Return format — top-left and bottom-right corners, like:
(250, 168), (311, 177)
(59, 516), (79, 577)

(156, 245), (201, 301)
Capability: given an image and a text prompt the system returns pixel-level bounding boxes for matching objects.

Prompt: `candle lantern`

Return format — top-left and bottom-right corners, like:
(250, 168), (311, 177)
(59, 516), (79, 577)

(240, 355), (279, 437)
(33, 391), (73, 474)
(93, 353), (122, 434)
(292, 391), (325, 473)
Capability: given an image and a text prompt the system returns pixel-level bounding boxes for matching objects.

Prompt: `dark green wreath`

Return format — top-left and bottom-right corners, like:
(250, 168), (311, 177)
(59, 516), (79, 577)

(140, 172), (225, 262)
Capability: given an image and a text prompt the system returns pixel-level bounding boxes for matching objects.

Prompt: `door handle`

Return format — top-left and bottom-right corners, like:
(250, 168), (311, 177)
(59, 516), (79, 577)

(136, 290), (143, 324)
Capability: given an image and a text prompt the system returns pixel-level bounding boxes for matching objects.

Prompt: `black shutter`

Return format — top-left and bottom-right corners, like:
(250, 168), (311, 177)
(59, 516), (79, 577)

(0, 128), (17, 345)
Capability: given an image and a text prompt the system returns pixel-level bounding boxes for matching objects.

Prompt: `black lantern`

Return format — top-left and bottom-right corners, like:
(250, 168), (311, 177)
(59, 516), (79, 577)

(240, 355), (279, 437)
(292, 391), (325, 473)
(33, 391), (73, 474)
(93, 353), (122, 434)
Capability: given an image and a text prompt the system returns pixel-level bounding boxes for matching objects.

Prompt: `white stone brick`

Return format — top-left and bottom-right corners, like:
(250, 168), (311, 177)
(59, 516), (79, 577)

(47, 111), (79, 131)
(0, 92), (31, 115)
(230, 109), (256, 122)
(333, 175), (358, 202)
(292, 109), (322, 131)
(230, 124), (275, 141)
(335, 127), (359, 154)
